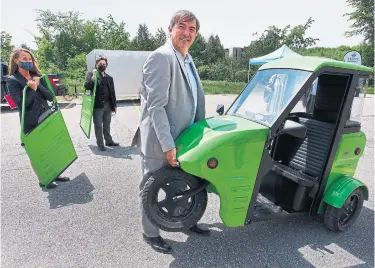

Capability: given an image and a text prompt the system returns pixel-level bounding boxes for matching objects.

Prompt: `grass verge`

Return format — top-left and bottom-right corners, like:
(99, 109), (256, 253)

(202, 80), (246, 94)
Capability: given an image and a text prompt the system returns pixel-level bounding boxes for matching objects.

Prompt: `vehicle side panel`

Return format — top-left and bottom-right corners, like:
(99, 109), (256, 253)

(176, 116), (269, 227)
(319, 131), (367, 212)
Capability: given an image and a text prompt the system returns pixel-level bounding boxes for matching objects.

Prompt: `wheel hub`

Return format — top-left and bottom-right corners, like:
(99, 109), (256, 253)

(339, 195), (359, 225)
(155, 180), (195, 219)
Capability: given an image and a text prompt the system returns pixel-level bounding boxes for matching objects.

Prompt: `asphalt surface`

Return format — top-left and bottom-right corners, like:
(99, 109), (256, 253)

(1, 94), (374, 268)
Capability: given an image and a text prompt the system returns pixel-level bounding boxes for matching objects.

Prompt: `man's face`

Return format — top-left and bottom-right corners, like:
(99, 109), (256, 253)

(169, 19), (197, 55)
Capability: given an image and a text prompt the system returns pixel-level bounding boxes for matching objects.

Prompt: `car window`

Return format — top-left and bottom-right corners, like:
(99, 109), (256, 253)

(228, 69), (312, 126)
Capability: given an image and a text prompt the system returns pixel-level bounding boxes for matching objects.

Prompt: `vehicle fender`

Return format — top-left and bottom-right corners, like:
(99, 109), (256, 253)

(323, 176), (368, 208)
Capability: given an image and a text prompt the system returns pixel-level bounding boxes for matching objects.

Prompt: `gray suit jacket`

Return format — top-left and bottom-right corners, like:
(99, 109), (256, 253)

(131, 42), (206, 159)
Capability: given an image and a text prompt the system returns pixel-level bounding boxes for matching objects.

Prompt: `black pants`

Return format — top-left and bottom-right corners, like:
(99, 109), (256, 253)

(93, 102), (113, 146)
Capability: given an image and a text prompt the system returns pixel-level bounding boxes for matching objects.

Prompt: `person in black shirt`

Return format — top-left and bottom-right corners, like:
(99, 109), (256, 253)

(6, 48), (70, 188)
(84, 56), (119, 151)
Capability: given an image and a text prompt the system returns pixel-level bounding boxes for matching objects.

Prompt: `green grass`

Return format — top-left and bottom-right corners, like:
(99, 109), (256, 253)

(202, 80), (246, 94)
(366, 87), (374, 94)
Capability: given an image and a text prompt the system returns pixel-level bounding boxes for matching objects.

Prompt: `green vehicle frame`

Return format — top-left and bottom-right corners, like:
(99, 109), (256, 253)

(142, 56), (372, 233)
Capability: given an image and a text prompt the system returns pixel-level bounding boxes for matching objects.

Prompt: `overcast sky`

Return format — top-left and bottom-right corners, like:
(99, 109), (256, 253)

(1, 0), (363, 50)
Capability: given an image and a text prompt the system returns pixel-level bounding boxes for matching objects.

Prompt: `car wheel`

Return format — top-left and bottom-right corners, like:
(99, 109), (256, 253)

(324, 188), (364, 232)
(141, 166), (208, 232)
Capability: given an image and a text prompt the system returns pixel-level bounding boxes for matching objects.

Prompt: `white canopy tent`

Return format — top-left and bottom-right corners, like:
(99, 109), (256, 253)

(247, 44), (301, 81)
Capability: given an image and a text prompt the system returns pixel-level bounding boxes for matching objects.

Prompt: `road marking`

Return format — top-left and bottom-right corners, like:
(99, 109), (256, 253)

(63, 102), (74, 110)
(132, 101), (140, 114)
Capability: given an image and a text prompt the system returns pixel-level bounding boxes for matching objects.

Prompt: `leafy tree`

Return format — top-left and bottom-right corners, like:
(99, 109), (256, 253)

(64, 52), (86, 79)
(16, 9), (370, 86)
(132, 24), (156, 51)
(344, 0), (374, 46)
(246, 26), (289, 58)
(154, 28), (167, 48)
(20, 43), (32, 51)
(33, 38), (58, 73)
(245, 17), (319, 59)
(190, 33), (207, 67)
(1, 31), (14, 62)
(295, 45), (354, 60)
(202, 34), (225, 65)
(96, 15), (131, 50)
(344, 0), (374, 69)
(284, 17), (320, 49)
(35, 9), (90, 70)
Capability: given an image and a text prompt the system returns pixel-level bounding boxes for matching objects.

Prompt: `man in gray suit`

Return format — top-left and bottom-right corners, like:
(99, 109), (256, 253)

(132, 10), (210, 254)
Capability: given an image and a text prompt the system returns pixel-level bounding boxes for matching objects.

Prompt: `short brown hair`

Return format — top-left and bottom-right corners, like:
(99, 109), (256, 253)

(169, 10), (200, 32)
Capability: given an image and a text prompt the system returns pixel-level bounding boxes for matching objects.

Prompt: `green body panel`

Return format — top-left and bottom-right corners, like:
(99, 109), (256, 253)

(80, 72), (98, 138)
(318, 131), (368, 212)
(322, 176), (368, 209)
(259, 56), (373, 73)
(175, 115), (269, 227)
(21, 76), (77, 186)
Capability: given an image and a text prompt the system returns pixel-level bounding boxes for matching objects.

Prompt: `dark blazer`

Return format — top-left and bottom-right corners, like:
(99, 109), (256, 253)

(84, 71), (117, 111)
(7, 71), (54, 134)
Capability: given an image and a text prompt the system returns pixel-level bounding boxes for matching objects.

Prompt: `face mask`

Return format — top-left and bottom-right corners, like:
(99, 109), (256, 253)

(98, 65), (106, 72)
(18, 61), (33, 71)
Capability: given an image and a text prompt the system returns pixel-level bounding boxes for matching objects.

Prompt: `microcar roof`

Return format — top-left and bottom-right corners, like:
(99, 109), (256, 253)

(259, 56), (373, 73)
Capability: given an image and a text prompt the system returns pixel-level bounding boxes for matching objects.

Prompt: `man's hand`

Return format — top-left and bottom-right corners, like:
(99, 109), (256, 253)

(27, 80), (37, 91)
(166, 148), (179, 167)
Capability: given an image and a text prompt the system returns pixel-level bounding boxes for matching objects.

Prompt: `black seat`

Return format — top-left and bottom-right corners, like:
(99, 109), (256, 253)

(273, 74), (350, 191)
(273, 74), (349, 199)
(286, 118), (335, 177)
(273, 117), (336, 192)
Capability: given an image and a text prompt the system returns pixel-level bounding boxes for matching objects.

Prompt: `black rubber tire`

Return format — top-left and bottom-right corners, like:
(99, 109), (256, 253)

(141, 166), (208, 232)
(324, 188), (364, 232)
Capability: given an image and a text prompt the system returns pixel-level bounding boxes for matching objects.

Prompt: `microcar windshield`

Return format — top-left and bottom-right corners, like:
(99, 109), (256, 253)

(227, 68), (312, 126)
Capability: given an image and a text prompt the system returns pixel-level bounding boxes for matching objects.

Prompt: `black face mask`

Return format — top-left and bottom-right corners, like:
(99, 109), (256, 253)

(98, 65), (106, 72)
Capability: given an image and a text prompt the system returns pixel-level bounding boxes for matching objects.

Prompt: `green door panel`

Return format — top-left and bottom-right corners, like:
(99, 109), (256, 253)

(80, 71), (98, 138)
(176, 115), (269, 227)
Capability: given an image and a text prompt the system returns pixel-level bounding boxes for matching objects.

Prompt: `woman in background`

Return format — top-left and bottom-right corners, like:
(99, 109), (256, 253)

(7, 48), (70, 189)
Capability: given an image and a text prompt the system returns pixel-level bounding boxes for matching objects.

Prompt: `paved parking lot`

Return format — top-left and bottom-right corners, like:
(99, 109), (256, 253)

(1, 94), (374, 268)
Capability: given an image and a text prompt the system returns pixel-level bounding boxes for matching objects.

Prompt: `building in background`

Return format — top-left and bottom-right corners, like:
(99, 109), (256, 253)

(225, 47), (245, 60)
